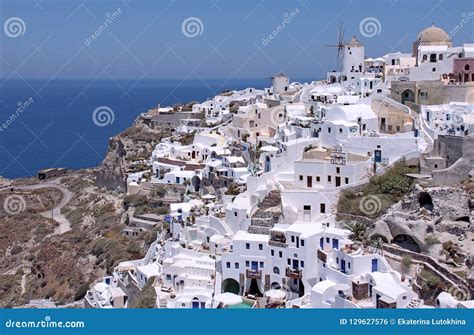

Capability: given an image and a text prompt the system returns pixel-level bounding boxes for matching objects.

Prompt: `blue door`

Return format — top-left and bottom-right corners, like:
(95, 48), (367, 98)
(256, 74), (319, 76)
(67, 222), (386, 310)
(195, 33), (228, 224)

(341, 260), (346, 273)
(371, 259), (378, 272)
(192, 300), (199, 309)
(332, 238), (339, 249)
(251, 261), (258, 270)
(320, 237), (324, 249)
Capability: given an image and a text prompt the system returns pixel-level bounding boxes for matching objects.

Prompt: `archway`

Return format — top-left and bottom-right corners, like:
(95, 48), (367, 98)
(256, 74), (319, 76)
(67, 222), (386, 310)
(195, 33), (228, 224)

(418, 192), (433, 211)
(248, 279), (263, 297)
(271, 282), (281, 289)
(222, 278), (240, 295)
(401, 89), (415, 105)
(392, 234), (420, 252)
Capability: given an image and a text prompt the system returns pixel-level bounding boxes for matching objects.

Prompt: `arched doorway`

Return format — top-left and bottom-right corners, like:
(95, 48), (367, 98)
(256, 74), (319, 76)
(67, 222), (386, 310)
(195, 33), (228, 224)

(418, 192), (433, 211)
(222, 278), (240, 295)
(392, 234), (420, 252)
(271, 282), (281, 289)
(401, 89), (415, 105)
(248, 279), (263, 297)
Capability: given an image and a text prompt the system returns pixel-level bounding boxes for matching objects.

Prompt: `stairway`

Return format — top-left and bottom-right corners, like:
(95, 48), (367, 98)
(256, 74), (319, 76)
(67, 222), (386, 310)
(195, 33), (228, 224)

(248, 190), (282, 235)
(214, 270), (222, 295)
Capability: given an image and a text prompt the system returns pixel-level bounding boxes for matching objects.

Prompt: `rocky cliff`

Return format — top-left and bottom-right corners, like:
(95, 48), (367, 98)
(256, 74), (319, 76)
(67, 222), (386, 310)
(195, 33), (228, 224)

(95, 116), (172, 192)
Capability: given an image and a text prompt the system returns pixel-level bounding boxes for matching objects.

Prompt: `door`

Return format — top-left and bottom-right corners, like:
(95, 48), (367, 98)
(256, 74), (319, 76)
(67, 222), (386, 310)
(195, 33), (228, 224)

(292, 259), (299, 270)
(341, 259), (346, 273)
(320, 237), (324, 250)
(371, 259), (378, 272)
(192, 299), (199, 309)
(251, 261), (258, 271)
(335, 176), (341, 187)
(303, 205), (311, 222)
(332, 238), (339, 249)
(307, 176), (312, 187)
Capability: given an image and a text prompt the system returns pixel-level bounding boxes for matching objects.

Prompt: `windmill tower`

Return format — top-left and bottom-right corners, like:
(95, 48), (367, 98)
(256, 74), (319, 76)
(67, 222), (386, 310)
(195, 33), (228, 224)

(326, 22), (345, 73)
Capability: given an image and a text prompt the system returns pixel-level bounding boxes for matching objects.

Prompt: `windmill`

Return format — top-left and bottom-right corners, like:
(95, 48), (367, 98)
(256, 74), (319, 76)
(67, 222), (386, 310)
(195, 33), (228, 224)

(326, 22), (345, 72)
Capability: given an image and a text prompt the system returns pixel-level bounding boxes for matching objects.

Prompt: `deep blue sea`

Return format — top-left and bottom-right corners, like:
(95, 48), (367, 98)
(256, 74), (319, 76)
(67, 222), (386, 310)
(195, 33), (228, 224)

(0, 78), (272, 179)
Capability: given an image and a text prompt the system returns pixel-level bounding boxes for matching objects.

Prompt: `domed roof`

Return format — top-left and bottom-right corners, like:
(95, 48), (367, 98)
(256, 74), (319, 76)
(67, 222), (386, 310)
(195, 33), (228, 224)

(416, 25), (450, 43)
(346, 36), (363, 47)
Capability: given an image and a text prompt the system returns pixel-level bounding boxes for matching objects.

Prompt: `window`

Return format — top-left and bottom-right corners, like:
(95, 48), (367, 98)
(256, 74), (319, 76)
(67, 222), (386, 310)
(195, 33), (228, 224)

(273, 267), (280, 274)
(439, 54), (443, 61)
(432, 67), (436, 72)
(235, 263), (239, 269)
(328, 175), (332, 182)
(299, 175), (303, 181)
(301, 239), (305, 247)
(328, 127), (331, 133)
(336, 167), (340, 174)
(465, 64), (470, 71)
(234, 211), (238, 217)
(166, 274), (172, 280)
(226, 262), (231, 269)
(345, 177), (349, 184)
(246, 261), (249, 267)
(271, 249), (274, 256)
(339, 128), (343, 133)
(336, 257), (339, 264)
(320, 203), (326, 213)
(287, 258), (291, 265)
(259, 244), (263, 250)
(348, 262), (351, 269)
(422, 54), (428, 62)
(301, 261), (305, 268)
(316, 176), (320, 182)
(291, 236), (295, 243)
(260, 262), (264, 268)
(326, 237), (330, 243)
(279, 251), (283, 258)
(246, 243), (250, 249)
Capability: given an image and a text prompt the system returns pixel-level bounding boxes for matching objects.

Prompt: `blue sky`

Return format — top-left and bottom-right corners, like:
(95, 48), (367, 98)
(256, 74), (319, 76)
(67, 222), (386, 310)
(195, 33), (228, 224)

(0, 0), (473, 80)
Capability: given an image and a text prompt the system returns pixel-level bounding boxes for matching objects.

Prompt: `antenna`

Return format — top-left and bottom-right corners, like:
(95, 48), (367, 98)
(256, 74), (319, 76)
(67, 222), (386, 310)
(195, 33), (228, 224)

(325, 22), (345, 71)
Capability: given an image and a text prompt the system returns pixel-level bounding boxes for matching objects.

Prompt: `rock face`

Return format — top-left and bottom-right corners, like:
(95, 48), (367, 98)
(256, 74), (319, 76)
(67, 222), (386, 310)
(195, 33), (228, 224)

(370, 185), (472, 256)
(95, 116), (172, 192)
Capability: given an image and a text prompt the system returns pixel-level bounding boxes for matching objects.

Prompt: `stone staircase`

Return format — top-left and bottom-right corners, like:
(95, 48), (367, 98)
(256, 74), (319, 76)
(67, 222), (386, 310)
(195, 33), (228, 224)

(248, 190), (282, 235)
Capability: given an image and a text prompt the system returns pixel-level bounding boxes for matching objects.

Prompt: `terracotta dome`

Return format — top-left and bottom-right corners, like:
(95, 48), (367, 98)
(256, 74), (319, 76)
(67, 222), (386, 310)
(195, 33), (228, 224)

(416, 25), (450, 43)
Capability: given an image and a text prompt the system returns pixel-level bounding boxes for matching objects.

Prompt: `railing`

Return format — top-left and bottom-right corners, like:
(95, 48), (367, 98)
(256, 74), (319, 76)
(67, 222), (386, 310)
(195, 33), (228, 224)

(269, 240), (287, 248)
(246, 269), (262, 279)
(285, 268), (302, 279)
(317, 249), (327, 263)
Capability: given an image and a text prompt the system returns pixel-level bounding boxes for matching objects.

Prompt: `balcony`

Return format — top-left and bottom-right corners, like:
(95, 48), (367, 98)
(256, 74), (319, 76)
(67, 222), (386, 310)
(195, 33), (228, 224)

(317, 249), (327, 263)
(246, 269), (262, 279)
(285, 268), (302, 279)
(269, 234), (287, 248)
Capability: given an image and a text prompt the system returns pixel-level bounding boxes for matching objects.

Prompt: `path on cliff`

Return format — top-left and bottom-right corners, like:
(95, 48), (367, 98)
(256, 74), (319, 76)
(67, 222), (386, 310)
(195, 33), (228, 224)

(15, 179), (73, 235)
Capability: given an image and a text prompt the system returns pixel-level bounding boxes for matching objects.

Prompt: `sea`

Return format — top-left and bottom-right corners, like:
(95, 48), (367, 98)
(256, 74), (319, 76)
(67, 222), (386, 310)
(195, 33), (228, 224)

(0, 78), (276, 179)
